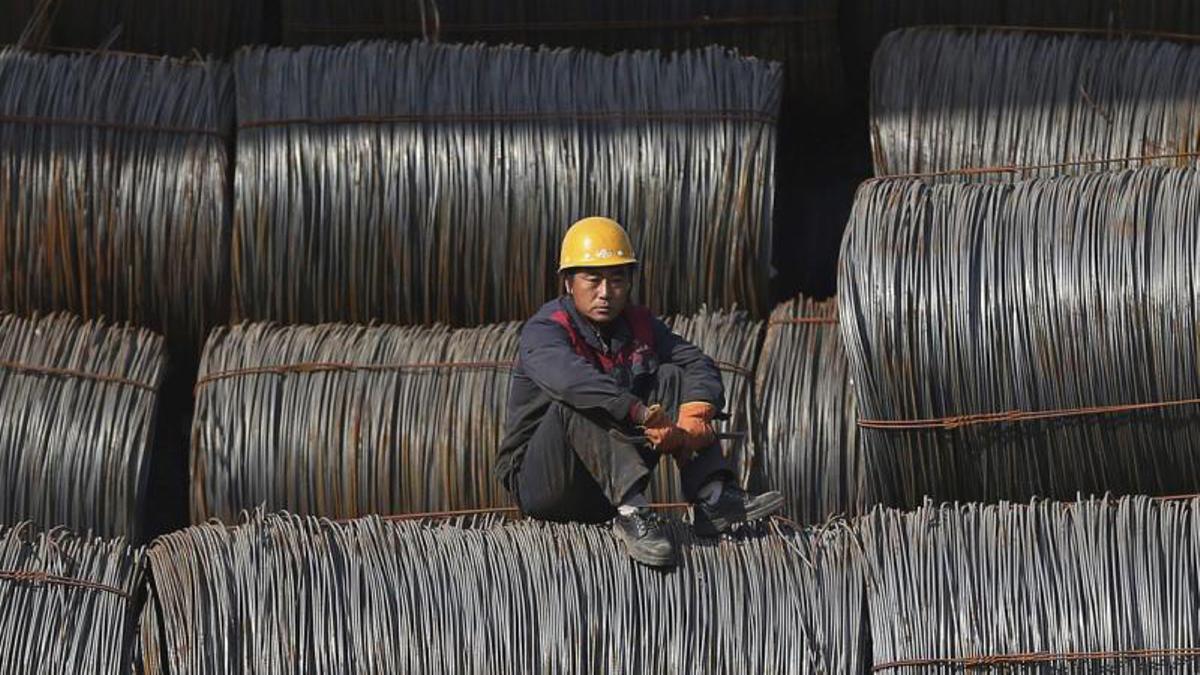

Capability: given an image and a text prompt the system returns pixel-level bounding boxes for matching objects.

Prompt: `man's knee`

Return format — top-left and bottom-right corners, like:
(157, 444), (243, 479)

(516, 403), (614, 523)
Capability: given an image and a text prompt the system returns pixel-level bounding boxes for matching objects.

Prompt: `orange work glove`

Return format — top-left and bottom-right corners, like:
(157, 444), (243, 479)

(637, 403), (686, 454)
(676, 401), (716, 452)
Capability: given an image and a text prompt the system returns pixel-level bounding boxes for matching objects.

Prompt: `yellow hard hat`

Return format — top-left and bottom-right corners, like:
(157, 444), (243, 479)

(558, 217), (638, 272)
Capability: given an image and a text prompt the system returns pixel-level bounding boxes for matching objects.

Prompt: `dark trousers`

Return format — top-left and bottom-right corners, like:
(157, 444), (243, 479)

(515, 364), (734, 523)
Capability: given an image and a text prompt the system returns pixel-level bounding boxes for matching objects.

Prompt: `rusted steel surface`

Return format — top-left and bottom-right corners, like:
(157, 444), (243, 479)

(861, 496), (1200, 673)
(756, 295), (864, 524)
(0, 522), (144, 674)
(0, 47), (232, 362)
(0, 312), (165, 540)
(652, 307), (763, 501)
(840, 168), (1200, 507)
(871, 27), (1200, 178)
(192, 308), (762, 520)
(144, 511), (867, 673)
(231, 41), (779, 326)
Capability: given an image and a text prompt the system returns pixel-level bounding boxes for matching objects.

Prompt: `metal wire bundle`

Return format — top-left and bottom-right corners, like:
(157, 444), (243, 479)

(0, 312), (165, 540)
(0, 47), (232, 361)
(232, 41), (779, 325)
(756, 296), (863, 524)
(279, 0), (844, 119)
(0, 522), (145, 674)
(871, 27), (1200, 177)
(859, 495), (1200, 672)
(143, 511), (867, 674)
(649, 307), (763, 501)
(194, 308), (762, 519)
(192, 321), (522, 522)
(279, 0), (846, 302)
(839, 167), (1200, 508)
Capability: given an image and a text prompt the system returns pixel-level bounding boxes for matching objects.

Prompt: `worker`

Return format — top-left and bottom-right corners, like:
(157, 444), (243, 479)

(495, 216), (783, 567)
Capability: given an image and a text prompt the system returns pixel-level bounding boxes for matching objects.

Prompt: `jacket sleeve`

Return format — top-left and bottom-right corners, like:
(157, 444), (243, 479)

(518, 315), (641, 422)
(652, 318), (726, 410)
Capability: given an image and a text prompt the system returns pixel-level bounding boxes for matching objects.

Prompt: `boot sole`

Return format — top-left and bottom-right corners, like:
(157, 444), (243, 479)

(694, 490), (786, 537)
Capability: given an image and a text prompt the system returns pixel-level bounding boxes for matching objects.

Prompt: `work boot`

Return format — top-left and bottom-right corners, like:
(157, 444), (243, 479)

(612, 507), (676, 567)
(692, 484), (785, 537)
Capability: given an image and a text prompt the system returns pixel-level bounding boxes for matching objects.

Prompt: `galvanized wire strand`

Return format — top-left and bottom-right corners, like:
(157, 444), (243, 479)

(870, 27), (1200, 178)
(756, 295), (864, 524)
(143, 510), (867, 673)
(231, 41), (779, 326)
(0, 522), (145, 674)
(654, 306), (763, 500)
(859, 495), (1200, 673)
(0, 46), (233, 362)
(0, 312), (165, 541)
(193, 308), (761, 521)
(838, 167), (1200, 509)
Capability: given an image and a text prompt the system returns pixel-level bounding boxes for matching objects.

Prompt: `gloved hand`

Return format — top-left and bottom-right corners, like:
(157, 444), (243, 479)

(629, 402), (667, 428)
(676, 401), (716, 452)
(632, 402), (686, 454)
(643, 423), (686, 454)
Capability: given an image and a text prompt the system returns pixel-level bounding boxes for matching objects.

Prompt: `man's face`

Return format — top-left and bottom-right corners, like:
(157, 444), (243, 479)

(566, 266), (633, 323)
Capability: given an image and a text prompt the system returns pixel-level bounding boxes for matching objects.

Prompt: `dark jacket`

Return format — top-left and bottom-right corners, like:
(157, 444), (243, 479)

(495, 296), (724, 491)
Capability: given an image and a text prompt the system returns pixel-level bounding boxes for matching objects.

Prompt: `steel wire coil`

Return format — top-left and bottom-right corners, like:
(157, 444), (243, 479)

(847, 2), (1200, 87)
(193, 308), (761, 521)
(652, 306), (762, 500)
(279, 0), (849, 303)
(0, 47), (232, 362)
(839, 168), (1200, 508)
(278, 0), (842, 111)
(0, 312), (165, 540)
(0, 522), (144, 674)
(143, 510), (867, 673)
(232, 41), (779, 325)
(756, 296), (864, 524)
(191, 321), (522, 522)
(860, 495), (1200, 673)
(871, 27), (1200, 178)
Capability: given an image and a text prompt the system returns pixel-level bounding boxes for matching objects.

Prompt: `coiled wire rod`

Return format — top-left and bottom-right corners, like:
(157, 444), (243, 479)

(860, 495), (1200, 673)
(871, 27), (1200, 178)
(0, 522), (144, 674)
(756, 295), (863, 524)
(0, 312), (165, 540)
(193, 309), (762, 521)
(143, 510), (867, 674)
(232, 41), (779, 325)
(839, 167), (1200, 507)
(0, 46), (233, 362)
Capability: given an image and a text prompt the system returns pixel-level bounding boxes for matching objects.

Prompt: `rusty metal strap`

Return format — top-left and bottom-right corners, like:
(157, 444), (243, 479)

(873, 647), (1200, 671)
(0, 114), (226, 139)
(194, 359), (515, 394)
(714, 361), (753, 380)
(239, 109), (776, 131)
(0, 360), (157, 393)
(860, 396), (1200, 431)
(876, 150), (1200, 181)
(767, 316), (838, 326)
(0, 569), (130, 599)
(285, 13), (837, 34)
